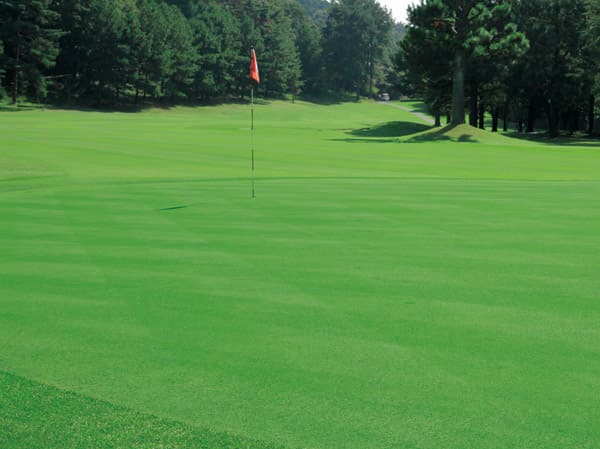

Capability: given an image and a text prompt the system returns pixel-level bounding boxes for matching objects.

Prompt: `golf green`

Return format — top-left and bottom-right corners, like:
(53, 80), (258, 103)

(1, 101), (599, 449)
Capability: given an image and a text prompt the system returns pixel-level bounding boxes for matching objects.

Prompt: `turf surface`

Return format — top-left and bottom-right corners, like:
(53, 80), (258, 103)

(1, 101), (600, 449)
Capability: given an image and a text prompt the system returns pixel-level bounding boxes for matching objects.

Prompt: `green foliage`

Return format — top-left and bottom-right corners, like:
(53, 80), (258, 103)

(1, 0), (403, 104)
(322, 0), (393, 96)
(260, 4), (302, 96)
(283, 0), (322, 93)
(510, 0), (591, 135)
(296, 0), (330, 25)
(189, 0), (242, 99)
(224, 0), (304, 98)
(136, 1), (196, 101)
(48, 0), (141, 102)
(0, 0), (62, 103)
(400, 1), (454, 120)
(162, 4), (197, 99)
(397, 0), (596, 133)
(399, 0), (528, 124)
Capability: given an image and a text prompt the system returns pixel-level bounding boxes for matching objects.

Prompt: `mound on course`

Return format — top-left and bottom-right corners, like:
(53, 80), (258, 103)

(1, 100), (599, 449)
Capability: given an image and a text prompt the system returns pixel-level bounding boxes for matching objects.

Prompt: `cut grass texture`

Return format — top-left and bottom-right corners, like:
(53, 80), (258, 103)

(0, 370), (286, 449)
(1, 100), (600, 449)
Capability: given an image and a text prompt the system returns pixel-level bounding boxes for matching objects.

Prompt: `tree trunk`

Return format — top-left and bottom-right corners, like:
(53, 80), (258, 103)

(368, 51), (374, 98)
(526, 100), (535, 133)
(569, 110), (579, 135)
(491, 108), (499, 132)
(588, 95), (595, 134)
(434, 113), (441, 127)
(446, 113), (451, 124)
(12, 44), (20, 105)
(518, 119), (524, 133)
(134, 69), (142, 105)
(548, 103), (559, 138)
(469, 83), (478, 127)
(478, 100), (485, 129)
(502, 104), (508, 132)
(451, 49), (465, 125)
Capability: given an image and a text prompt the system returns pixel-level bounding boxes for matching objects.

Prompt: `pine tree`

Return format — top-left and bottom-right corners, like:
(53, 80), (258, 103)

(189, 0), (241, 100)
(162, 3), (197, 100)
(227, 0), (303, 99)
(401, 0), (527, 125)
(0, 0), (62, 104)
(51, 0), (85, 102)
(136, 0), (175, 101)
(282, 0), (322, 95)
(513, 0), (589, 136)
(261, 3), (302, 96)
(400, 3), (454, 125)
(322, 0), (392, 97)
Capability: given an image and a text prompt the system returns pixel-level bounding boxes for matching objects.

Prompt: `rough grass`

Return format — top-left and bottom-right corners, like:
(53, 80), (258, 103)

(0, 370), (286, 449)
(1, 100), (600, 449)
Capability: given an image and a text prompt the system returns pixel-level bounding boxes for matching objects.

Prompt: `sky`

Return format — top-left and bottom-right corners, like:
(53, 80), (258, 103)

(378, 0), (414, 23)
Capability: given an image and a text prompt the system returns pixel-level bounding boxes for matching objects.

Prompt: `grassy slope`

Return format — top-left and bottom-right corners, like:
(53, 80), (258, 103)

(1, 101), (600, 449)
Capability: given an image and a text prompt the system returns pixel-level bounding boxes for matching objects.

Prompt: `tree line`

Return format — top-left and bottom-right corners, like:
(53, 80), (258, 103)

(398, 0), (600, 136)
(0, 0), (396, 106)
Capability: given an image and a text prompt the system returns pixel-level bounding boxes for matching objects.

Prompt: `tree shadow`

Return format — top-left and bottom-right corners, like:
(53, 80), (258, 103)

(504, 131), (600, 148)
(47, 104), (149, 113)
(406, 124), (479, 143)
(348, 121), (432, 138)
(300, 92), (359, 105)
(330, 137), (401, 144)
(398, 100), (430, 115)
(159, 205), (189, 211)
(1, 97), (274, 113)
(0, 104), (42, 112)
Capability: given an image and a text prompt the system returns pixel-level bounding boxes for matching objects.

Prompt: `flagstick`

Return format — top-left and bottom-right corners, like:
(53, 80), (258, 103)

(251, 87), (255, 198)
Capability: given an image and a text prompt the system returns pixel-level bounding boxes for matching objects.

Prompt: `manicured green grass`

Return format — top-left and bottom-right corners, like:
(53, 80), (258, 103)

(1, 101), (600, 449)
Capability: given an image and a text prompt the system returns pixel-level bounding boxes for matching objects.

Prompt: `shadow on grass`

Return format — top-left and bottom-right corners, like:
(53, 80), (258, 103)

(159, 205), (189, 211)
(0, 97), (273, 113)
(0, 102), (152, 113)
(348, 121), (432, 138)
(331, 138), (402, 144)
(300, 93), (359, 105)
(504, 131), (600, 148)
(49, 104), (150, 113)
(406, 124), (479, 143)
(398, 100), (430, 115)
(0, 93), (366, 113)
(0, 103), (42, 112)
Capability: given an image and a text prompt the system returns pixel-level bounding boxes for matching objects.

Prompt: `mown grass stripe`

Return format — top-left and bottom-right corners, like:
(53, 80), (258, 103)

(1, 101), (600, 449)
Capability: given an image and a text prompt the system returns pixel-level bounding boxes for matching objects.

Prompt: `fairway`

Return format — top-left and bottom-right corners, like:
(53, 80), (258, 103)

(1, 101), (600, 449)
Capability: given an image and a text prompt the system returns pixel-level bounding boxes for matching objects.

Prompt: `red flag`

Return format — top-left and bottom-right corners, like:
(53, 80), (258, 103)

(250, 48), (260, 84)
